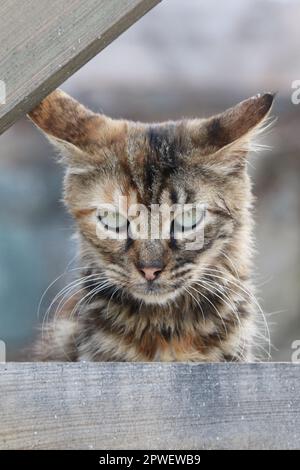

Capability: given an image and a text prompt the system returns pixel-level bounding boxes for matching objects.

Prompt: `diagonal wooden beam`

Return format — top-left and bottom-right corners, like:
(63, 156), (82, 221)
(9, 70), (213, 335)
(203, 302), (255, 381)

(0, 0), (161, 135)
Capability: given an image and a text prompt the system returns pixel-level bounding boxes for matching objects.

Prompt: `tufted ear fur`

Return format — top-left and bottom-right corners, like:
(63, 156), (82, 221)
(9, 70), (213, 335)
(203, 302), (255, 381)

(28, 89), (127, 170)
(187, 92), (275, 173)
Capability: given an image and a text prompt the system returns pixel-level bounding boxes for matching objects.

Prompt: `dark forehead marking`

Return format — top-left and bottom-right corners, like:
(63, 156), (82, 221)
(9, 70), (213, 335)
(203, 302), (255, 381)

(170, 188), (178, 204)
(145, 123), (185, 204)
(148, 123), (179, 166)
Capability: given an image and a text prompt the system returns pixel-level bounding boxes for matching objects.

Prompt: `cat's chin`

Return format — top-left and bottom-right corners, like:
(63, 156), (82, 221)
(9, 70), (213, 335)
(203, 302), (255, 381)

(130, 287), (180, 305)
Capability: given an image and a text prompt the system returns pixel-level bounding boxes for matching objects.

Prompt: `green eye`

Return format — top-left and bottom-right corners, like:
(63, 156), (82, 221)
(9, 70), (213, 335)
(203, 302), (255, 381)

(98, 211), (128, 232)
(173, 207), (204, 232)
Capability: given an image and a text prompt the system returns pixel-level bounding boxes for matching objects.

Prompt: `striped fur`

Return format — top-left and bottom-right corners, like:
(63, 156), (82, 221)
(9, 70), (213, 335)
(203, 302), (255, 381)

(29, 90), (274, 362)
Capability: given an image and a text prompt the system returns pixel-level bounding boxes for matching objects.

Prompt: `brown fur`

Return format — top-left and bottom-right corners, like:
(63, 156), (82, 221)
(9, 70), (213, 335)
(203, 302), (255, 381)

(28, 89), (274, 362)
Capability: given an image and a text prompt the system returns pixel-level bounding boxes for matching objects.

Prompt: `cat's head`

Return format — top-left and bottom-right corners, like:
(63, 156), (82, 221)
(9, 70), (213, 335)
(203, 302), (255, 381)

(29, 90), (274, 305)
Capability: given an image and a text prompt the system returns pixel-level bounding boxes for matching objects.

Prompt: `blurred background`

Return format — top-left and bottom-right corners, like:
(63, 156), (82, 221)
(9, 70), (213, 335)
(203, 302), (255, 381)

(0, 0), (299, 361)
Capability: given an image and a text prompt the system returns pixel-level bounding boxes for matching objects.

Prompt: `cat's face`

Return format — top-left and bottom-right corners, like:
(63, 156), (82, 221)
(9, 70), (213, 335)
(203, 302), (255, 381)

(29, 90), (273, 305)
(63, 126), (248, 306)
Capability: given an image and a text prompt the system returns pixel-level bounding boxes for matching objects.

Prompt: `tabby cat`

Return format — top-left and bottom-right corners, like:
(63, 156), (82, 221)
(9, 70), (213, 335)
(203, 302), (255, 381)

(28, 89), (274, 362)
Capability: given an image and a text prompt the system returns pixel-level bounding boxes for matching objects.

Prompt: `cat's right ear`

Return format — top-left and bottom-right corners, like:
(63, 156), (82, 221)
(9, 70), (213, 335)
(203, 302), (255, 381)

(188, 93), (274, 156)
(28, 89), (125, 170)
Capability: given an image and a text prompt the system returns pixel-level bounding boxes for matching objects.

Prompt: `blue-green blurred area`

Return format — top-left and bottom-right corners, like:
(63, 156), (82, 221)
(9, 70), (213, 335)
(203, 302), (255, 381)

(0, 136), (75, 358)
(0, 0), (299, 360)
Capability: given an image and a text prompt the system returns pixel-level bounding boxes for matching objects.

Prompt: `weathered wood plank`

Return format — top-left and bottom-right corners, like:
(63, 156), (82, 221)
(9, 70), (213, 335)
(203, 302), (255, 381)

(0, 363), (299, 450)
(0, 0), (161, 134)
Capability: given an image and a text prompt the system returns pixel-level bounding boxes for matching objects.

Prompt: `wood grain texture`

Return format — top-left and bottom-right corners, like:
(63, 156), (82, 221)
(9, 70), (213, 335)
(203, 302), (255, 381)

(0, 363), (299, 450)
(0, 0), (161, 134)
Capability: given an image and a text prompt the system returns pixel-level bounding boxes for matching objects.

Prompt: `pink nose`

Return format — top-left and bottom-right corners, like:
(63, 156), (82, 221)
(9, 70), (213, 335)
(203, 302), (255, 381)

(140, 267), (162, 281)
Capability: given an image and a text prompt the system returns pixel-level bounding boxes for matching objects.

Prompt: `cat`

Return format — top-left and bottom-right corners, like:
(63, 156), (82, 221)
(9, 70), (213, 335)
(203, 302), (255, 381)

(28, 89), (274, 362)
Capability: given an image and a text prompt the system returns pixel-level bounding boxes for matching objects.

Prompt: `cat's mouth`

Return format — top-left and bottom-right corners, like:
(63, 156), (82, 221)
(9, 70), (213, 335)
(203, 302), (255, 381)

(131, 282), (179, 304)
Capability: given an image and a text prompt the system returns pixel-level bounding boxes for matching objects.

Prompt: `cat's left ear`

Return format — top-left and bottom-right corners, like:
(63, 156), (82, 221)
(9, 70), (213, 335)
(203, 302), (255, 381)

(28, 89), (126, 169)
(188, 92), (275, 168)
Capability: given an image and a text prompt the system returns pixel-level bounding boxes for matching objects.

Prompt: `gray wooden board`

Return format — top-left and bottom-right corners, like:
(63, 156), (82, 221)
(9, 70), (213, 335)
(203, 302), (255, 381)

(0, 0), (161, 134)
(0, 363), (299, 449)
